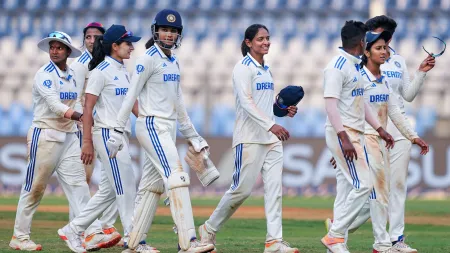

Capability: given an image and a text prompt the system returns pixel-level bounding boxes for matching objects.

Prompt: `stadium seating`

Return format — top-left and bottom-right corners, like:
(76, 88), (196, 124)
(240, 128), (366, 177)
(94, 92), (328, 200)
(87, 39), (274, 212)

(0, 0), (447, 137)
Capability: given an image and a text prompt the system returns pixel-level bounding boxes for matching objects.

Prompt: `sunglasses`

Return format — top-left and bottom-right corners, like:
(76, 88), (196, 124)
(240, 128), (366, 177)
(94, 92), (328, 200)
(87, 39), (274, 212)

(114, 31), (133, 43)
(422, 36), (446, 58)
(48, 32), (70, 43)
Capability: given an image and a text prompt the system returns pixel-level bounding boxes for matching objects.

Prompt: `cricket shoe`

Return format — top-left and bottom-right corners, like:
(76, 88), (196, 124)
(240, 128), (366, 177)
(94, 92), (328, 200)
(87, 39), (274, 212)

(392, 240), (417, 253)
(117, 238), (125, 247)
(103, 227), (122, 241)
(9, 236), (42, 251)
(373, 248), (401, 253)
(58, 225), (86, 253)
(178, 237), (215, 253)
(321, 234), (349, 253)
(122, 244), (160, 253)
(198, 224), (217, 253)
(264, 240), (300, 253)
(324, 219), (333, 253)
(83, 231), (121, 251)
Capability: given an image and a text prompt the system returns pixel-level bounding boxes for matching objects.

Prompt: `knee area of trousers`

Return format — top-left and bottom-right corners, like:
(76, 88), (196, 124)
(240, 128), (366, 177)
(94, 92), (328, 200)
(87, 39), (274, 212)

(167, 171), (190, 190)
(147, 179), (165, 195)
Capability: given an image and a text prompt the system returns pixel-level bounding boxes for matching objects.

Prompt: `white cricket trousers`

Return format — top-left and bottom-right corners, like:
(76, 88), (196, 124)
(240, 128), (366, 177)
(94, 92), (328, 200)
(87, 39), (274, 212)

(388, 139), (411, 242)
(205, 142), (284, 242)
(70, 128), (136, 236)
(325, 126), (372, 238)
(73, 130), (119, 230)
(13, 127), (101, 240)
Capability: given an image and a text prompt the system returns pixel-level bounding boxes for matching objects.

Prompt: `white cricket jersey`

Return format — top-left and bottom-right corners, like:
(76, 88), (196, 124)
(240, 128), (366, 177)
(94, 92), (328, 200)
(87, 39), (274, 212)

(232, 53), (278, 148)
(85, 56), (132, 133)
(70, 49), (92, 112)
(382, 48), (426, 141)
(116, 43), (188, 130)
(323, 48), (365, 133)
(31, 61), (81, 132)
(360, 66), (418, 140)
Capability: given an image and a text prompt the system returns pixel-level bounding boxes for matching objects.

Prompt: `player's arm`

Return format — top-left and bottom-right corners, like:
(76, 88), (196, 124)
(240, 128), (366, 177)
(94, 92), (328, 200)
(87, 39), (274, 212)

(399, 55), (434, 102)
(131, 100), (139, 118)
(388, 93), (428, 154)
(81, 70), (104, 164)
(107, 56), (152, 158)
(70, 61), (88, 113)
(35, 72), (82, 121)
(364, 101), (394, 149)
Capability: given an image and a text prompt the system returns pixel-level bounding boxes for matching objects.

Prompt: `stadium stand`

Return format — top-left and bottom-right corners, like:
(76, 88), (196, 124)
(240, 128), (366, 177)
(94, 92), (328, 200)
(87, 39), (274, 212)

(0, 0), (448, 137)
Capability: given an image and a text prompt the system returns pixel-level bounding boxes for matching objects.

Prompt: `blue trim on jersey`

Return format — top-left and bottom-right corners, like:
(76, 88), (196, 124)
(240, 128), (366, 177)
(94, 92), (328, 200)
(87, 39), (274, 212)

(78, 52), (91, 64)
(44, 63), (55, 73)
(241, 56), (250, 65)
(146, 116), (171, 178)
(370, 188), (377, 199)
(334, 56), (346, 70)
(338, 138), (360, 189)
(24, 128), (41, 192)
(76, 130), (82, 147)
(231, 144), (243, 191)
(146, 46), (157, 55)
(102, 128), (124, 195)
(49, 62), (62, 78)
(96, 61), (110, 71)
(106, 55), (124, 65)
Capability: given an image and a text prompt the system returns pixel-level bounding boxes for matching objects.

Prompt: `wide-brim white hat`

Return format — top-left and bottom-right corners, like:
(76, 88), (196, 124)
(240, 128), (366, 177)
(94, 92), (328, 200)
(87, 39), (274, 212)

(37, 31), (82, 58)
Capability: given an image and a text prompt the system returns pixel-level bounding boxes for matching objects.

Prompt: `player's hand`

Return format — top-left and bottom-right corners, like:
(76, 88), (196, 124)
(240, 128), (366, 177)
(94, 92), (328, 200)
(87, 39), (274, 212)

(418, 55), (436, 72)
(337, 131), (357, 161)
(287, 106), (298, 117)
(376, 127), (395, 149)
(81, 140), (95, 165)
(330, 157), (337, 169)
(413, 137), (429, 155)
(106, 130), (123, 158)
(269, 124), (290, 141)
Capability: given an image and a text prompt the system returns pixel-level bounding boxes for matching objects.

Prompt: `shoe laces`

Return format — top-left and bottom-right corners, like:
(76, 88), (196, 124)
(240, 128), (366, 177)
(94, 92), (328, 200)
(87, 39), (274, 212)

(136, 244), (155, 251)
(393, 241), (411, 249)
(279, 240), (292, 248)
(21, 239), (37, 248)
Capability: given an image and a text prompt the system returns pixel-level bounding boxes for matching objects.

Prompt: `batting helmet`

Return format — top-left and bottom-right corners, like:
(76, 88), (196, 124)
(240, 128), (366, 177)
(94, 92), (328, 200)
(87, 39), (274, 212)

(151, 9), (183, 49)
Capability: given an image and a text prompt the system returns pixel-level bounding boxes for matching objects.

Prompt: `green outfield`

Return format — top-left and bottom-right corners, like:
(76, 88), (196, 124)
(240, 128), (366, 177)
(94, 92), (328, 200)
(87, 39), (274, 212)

(0, 196), (449, 253)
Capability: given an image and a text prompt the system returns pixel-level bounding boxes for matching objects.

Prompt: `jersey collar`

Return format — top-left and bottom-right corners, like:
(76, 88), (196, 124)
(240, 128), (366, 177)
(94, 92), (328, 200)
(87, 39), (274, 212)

(386, 46), (397, 62)
(49, 60), (73, 81)
(362, 65), (385, 83)
(246, 53), (269, 70)
(105, 55), (125, 69)
(85, 49), (92, 59)
(154, 43), (176, 62)
(338, 47), (362, 65)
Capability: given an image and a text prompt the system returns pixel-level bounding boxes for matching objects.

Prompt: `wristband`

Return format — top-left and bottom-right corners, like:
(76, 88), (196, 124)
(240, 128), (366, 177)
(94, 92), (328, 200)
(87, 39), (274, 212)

(114, 128), (124, 134)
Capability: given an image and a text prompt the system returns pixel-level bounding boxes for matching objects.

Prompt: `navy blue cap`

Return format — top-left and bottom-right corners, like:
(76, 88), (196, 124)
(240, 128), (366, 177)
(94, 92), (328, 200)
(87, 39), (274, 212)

(364, 31), (392, 50)
(103, 24), (141, 44)
(273, 85), (305, 117)
(152, 9), (183, 32)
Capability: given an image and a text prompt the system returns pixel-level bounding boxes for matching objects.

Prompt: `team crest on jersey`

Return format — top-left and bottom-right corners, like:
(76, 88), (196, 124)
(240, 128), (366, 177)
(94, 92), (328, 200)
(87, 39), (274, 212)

(394, 61), (401, 68)
(43, 80), (52, 88)
(59, 80), (63, 85)
(167, 14), (176, 23)
(136, 64), (145, 74)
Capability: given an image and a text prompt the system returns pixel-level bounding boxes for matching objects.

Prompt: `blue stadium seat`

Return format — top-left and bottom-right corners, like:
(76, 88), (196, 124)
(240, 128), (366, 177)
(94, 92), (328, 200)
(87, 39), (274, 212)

(0, 11), (12, 38)
(415, 107), (437, 135)
(209, 104), (235, 137)
(186, 104), (206, 135)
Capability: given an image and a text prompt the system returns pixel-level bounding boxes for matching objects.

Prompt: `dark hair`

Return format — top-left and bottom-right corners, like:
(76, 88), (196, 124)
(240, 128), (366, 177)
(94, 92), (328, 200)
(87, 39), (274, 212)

(341, 20), (367, 49)
(241, 24), (269, 56)
(366, 15), (397, 35)
(145, 38), (154, 49)
(88, 35), (125, 71)
(82, 27), (105, 48)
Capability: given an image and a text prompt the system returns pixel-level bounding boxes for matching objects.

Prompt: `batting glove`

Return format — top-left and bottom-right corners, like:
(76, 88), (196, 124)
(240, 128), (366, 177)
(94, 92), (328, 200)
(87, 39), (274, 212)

(106, 129), (124, 158)
(188, 136), (209, 153)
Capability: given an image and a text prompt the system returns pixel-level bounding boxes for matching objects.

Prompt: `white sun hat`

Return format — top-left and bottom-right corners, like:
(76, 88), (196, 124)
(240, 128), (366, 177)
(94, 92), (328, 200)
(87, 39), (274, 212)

(37, 31), (82, 58)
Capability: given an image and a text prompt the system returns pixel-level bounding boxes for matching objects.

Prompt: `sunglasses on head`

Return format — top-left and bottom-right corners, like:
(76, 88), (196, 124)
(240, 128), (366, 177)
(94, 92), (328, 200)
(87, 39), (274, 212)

(48, 32), (70, 43)
(114, 31), (133, 43)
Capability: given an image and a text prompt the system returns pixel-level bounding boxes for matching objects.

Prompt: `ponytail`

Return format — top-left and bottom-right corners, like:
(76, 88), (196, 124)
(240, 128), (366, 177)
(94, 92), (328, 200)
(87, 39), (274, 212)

(241, 40), (250, 56)
(89, 35), (107, 71)
(241, 24), (269, 56)
(145, 38), (155, 49)
(360, 54), (368, 68)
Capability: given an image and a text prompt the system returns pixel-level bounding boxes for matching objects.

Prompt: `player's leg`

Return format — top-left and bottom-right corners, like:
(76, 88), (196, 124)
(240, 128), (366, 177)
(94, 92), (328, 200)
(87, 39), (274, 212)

(261, 142), (299, 253)
(365, 135), (391, 252)
(10, 128), (60, 251)
(389, 139), (416, 252)
(321, 127), (372, 252)
(135, 116), (213, 252)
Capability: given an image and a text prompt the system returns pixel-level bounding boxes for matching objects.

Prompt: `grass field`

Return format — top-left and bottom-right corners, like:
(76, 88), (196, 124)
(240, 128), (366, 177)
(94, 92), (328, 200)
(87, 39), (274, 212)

(0, 196), (449, 253)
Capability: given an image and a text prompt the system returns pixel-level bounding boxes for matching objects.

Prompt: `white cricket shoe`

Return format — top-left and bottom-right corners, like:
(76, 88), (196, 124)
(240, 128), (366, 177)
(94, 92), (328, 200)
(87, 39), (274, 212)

(9, 236), (42, 251)
(325, 219), (333, 253)
(321, 234), (350, 253)
(122, 244), (160, 253)
(264, 240), (300, 253)
(83, 231), (121, 251)
(178, 238), (215, 253)
(373, 247), (402, 253)
(58, 225), (86, 253)
(198, 224), (217, 253)
(391, 241), (417, 253)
